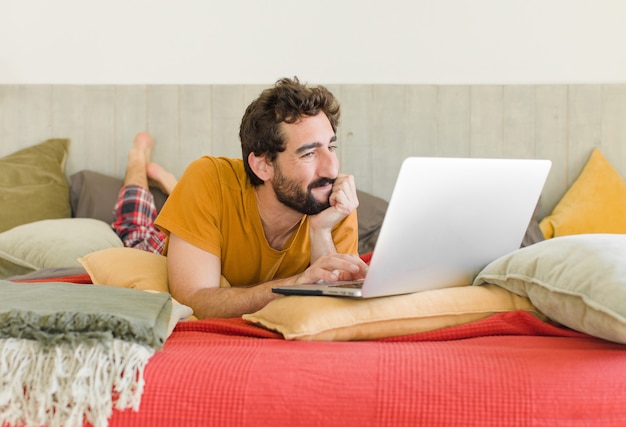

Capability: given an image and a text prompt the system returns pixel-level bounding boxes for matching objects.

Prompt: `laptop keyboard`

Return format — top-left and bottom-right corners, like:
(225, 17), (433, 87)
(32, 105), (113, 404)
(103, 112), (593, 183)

(329, 282), (363, 289)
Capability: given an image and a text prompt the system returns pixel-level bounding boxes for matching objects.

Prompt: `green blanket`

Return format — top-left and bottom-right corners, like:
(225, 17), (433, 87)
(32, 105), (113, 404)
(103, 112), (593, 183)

(0, 280), (172, 348)
(0, 280), (174, 427)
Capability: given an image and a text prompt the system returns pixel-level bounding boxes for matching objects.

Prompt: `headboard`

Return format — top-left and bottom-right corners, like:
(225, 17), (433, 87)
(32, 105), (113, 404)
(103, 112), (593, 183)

(2, 84), (625, 218)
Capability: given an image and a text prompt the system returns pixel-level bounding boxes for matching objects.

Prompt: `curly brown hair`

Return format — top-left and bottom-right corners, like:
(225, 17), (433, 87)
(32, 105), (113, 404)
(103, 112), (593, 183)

(239, 77), (340, 186)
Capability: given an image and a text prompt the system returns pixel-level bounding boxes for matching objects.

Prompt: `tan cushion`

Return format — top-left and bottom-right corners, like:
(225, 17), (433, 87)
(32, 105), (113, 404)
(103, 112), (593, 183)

(78, 247), (231, 293)
(243, 285), (542, 341)
(79, 247), (170, 292)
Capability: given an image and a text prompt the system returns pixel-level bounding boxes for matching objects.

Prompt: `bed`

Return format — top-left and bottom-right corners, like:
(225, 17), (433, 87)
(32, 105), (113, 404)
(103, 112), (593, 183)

(2, 85), (626, 426)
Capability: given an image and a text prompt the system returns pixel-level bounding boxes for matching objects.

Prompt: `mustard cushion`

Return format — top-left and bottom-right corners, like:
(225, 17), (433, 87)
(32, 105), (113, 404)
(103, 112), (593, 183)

(474, 234), (626, 344)
(78, 247), (231, 293)
(243, 285), (542, 341)
(539, 148), (626, 238)
(0, 139), (71, 233)
(79, 247), (170, 292)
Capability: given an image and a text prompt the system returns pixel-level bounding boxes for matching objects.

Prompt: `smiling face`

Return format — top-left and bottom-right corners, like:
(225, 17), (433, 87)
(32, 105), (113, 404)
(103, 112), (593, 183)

(270, 112), (339, 215)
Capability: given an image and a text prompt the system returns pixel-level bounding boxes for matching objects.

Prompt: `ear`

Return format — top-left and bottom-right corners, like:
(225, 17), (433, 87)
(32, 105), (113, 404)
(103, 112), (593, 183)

(248, 152), (273, 182)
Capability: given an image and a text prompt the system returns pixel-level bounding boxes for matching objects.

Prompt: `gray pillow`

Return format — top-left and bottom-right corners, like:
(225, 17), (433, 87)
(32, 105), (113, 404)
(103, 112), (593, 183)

(521, 199), (544, 247)
(70, 170), (168, 224)
(356, 190), (388, 255)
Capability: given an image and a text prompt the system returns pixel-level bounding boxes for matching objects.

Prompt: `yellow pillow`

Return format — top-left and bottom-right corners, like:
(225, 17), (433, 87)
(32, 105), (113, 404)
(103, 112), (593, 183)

(79, 247), (169, 292)
(78, 247), (231, 293)
(539, 148), (626, 238)
(243, 285), (543, 341)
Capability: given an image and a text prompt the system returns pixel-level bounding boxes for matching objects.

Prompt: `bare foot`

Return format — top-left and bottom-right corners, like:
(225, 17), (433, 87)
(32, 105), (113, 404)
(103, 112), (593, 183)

(123, 132), (154, 189)
(129, 132), (154, 164)
(147, 162), (178, 195)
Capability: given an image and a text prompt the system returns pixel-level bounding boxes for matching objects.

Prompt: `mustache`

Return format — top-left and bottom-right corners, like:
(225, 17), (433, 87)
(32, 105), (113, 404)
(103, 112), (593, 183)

(308, 178), (336, 190)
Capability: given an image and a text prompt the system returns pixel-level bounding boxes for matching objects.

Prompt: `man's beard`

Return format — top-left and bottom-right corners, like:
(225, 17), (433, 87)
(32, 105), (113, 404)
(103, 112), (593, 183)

(272, 166), (335, 215)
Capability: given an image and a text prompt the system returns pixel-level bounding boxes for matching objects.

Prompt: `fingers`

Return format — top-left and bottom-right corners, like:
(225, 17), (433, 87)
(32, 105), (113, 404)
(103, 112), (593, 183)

(330, 174), (358, 212)
(308, 174), (359, 233)
(296, 254), (368, 284)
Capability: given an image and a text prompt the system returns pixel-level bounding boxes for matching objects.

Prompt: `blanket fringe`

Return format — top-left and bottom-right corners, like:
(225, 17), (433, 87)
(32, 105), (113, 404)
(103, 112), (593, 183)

(0, 338), (154, 427)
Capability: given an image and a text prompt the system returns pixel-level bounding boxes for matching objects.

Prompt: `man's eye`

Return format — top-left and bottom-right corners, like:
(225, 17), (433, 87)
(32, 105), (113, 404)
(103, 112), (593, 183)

(329, 145), (338, 152)
(301, 152), (314, 158)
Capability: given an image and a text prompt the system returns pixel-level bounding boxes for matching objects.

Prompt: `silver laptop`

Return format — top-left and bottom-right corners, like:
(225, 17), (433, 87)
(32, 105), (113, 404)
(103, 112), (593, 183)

(272, 156), (551, 298)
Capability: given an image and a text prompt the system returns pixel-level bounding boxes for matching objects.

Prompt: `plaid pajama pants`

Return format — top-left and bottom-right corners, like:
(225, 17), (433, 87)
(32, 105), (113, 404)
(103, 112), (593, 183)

(111, 185), (166, 254)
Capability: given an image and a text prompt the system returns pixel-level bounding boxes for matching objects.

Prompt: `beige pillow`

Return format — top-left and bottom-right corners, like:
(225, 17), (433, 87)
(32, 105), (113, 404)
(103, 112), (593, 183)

(243, 285), (542, 341)
(78, 247), (231, 293)
(474, 234), (626, 344)
(0, 218), (123, 279)
(0, 139), (71, 233)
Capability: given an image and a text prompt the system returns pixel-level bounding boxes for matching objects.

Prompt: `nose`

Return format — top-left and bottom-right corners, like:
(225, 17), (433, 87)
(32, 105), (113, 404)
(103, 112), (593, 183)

(319, 148), (339, 178)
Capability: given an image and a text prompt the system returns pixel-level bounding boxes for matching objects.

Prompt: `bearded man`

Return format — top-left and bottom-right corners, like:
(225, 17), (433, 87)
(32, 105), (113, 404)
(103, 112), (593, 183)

(156, 77), (368, 318)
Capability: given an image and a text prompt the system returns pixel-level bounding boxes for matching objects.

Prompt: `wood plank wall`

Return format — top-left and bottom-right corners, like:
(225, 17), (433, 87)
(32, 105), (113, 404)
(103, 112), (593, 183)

(2, 84), (626, 218)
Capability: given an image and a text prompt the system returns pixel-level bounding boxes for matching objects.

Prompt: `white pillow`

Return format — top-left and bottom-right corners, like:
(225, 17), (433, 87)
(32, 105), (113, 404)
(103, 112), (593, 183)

(0, 218), (123, 278)
(474, 234), (626, 344)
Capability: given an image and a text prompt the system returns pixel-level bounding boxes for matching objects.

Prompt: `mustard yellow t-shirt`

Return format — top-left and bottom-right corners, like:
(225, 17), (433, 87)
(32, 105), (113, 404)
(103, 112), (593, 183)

(155, 157), (358, 287)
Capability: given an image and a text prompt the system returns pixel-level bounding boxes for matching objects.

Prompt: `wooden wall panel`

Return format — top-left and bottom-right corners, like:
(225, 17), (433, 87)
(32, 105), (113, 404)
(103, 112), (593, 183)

(52, 86), (89, 176)
(437, 86), (470, 158)
(1, 86), (52, 154)
(568, 86), (602, 184)
(2, 83), (626, 220)
(371, 85), (407, 199)
(179, 85), (212, 176)
(534, 86), (568, 215)
(8, 86), (52, 150)
(470, 86), (503, 158)
(503, 86), (535, 159)
(210, 85), (245, 160)
(82, 86), (116, 177)
(338, 85), (374, 193)
(146, 86), (180, 176)
(114, 86), (148, 178)
(602, 85), (626, 177)
(405, 85), (438, 158)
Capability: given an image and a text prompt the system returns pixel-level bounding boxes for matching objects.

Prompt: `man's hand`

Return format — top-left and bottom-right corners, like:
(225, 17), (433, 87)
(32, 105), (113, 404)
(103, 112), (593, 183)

(308, 174), (359, 232)
(295, 253), (368, 284)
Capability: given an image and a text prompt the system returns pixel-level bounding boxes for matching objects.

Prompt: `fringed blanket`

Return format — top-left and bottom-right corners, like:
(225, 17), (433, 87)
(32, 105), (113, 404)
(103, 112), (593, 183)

(0, 280), (174, 427)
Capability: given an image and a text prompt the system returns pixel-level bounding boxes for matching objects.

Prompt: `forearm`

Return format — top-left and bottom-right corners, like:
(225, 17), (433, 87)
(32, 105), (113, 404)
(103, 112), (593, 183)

(309, 227), (337, 264)
(186, 277), (295, 319)
(308, 174), (359, 262)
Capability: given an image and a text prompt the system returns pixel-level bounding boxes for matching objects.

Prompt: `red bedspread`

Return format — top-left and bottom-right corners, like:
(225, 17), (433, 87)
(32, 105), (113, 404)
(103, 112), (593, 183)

(106, 311), (626, 427)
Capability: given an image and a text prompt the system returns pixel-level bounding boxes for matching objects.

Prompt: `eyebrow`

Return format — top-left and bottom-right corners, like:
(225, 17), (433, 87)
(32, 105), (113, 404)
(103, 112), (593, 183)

(294, 135), (337, 155)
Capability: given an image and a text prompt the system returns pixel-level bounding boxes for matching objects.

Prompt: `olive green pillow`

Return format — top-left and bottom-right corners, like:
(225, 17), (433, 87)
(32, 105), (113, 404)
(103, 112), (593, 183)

(0, 139), (71, 233)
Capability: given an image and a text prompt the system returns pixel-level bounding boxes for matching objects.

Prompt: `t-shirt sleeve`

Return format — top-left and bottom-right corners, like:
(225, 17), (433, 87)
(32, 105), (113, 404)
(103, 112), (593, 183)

(155, 157), (223, 257)
(332, 209), (360, 256)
